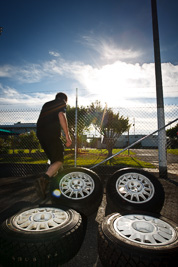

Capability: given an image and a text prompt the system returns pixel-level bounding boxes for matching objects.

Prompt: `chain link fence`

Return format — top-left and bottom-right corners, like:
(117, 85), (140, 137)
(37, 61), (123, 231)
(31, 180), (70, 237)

(0, 105), (177, 178)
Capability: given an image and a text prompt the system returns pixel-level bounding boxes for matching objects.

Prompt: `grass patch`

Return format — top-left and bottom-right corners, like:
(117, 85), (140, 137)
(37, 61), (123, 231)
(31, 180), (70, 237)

(112, 157), (155, 168)
(0, 148), (155, 168)
(81, 148), (134, 156)
(8, 149), (44, 154)
(64, 149), (154, 168)
(167, 149), (178, 155)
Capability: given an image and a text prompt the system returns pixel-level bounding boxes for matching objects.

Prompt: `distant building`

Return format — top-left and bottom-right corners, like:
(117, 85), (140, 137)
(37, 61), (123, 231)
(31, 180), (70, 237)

(0, 122), (36, 136)
(115, 134), (158, 148)
(97, 134), (158, 149)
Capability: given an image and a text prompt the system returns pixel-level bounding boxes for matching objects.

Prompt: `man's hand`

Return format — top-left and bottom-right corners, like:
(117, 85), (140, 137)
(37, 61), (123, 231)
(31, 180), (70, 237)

(65, 136), (72, 147)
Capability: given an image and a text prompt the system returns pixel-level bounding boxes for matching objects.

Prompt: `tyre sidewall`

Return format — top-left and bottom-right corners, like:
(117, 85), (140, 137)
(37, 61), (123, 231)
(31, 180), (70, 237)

(106, 168), (164, 212)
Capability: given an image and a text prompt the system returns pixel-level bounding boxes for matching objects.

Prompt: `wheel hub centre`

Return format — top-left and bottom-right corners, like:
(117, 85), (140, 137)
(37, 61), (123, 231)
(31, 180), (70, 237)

(132, 221), (155, 233)
(70, 178), (84, 190)
(33, 213), (52, 222)
(127, 181), (142, 192)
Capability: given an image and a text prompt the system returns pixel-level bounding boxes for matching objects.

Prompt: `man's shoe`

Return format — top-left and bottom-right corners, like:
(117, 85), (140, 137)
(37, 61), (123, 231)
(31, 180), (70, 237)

(35, 176), (49, 199)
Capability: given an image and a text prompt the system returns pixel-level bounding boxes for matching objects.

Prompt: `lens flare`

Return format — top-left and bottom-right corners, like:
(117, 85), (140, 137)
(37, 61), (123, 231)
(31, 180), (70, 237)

(52, 189), (61, 198)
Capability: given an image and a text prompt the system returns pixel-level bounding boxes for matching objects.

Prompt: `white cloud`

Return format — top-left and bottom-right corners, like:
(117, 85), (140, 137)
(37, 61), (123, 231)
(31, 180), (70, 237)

(0, 57), (178, 108)
(17, 64), (47, 83)
(0, 64), (46, 83)
(81, 35), (142, 62)
(0, 36), (178, 109)
(162, 63), (178, 97)
(0, 84), (54, 108)
(49, 51), (61, 57)
(60, 60), (178, 107)
(0, 65), (16, 77)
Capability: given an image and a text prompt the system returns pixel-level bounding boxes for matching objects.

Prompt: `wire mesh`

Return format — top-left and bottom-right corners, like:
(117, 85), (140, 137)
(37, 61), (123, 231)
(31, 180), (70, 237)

(0, 105), (177, 177)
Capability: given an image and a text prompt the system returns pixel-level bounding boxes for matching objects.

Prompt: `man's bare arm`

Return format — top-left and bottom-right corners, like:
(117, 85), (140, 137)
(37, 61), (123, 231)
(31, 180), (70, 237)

(58, 112), (72, 147)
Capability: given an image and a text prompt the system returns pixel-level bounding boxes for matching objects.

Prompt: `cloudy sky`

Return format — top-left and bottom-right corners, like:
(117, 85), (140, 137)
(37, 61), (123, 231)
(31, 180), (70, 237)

(0, 0), (178, 111)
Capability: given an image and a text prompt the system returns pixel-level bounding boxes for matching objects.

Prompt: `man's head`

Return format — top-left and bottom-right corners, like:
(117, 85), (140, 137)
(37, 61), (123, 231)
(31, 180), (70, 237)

(55, 92), (68, 103)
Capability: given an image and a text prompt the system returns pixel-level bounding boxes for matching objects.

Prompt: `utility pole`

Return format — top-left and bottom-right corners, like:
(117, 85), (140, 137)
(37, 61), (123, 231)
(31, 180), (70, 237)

(74, 88), (78, 167)
(151, 0), (167, 178)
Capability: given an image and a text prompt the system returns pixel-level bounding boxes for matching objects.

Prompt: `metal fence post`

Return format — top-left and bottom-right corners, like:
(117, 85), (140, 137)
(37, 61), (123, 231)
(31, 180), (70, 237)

(151, 0), (167, 178)
(74, 88), (78, 167)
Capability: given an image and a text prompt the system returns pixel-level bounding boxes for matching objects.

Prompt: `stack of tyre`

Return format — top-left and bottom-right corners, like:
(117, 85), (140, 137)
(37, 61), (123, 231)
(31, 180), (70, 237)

(98, 168), (178, 266)
(0, 167), (177, 266)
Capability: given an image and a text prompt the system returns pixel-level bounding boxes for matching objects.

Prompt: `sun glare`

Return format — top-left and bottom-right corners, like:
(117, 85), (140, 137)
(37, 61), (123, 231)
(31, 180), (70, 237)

(77, 61), (154, 107)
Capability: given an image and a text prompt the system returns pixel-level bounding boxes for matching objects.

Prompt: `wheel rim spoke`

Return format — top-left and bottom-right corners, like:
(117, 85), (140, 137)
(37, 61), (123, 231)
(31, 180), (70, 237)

(59, 172), (94, 200)
(12, 208), (69, 232)
(116, 173), (154, 203)
(114, 214), (176, 246)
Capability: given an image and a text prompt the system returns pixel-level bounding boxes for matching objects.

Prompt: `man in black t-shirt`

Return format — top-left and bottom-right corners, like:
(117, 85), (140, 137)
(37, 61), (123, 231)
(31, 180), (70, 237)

(35, 92), (72, 199)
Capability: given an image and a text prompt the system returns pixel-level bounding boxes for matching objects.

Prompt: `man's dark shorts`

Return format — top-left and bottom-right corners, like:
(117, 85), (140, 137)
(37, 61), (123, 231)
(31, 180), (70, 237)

(37, 133), (64, 164)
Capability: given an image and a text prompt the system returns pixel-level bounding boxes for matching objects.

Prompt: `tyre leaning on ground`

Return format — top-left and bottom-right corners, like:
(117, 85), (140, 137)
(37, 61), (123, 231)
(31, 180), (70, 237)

(50, 167), (103, 216)
(106, 168), (165, 213)
(0, 205), (86, 267)
(98, 212), (178, 267)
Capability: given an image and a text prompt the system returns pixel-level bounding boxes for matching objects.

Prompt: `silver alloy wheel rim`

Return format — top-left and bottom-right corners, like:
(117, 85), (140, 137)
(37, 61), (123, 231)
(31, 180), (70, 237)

(114, 214), (176, 246)
(59, 172), (94, 199)
(12, 207), (69, 232)
(116, 172), (155, 203)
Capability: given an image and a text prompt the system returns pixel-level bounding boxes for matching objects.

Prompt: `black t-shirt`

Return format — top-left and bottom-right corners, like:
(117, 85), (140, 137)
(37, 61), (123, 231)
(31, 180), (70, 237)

(37, 98), (66, 137)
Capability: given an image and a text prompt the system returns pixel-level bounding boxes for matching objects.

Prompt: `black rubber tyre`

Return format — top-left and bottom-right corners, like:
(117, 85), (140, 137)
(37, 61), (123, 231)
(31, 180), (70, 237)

(106, 168), (164, 213)
(0, 205), (86, 267)
(98, 212), (178, 267)
(50, 167), (103, 216)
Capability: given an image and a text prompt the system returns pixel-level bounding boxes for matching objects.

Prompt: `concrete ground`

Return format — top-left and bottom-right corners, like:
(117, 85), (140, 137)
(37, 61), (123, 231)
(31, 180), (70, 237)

(132, 149), (178, 175)
(0, 169), (177, 267)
